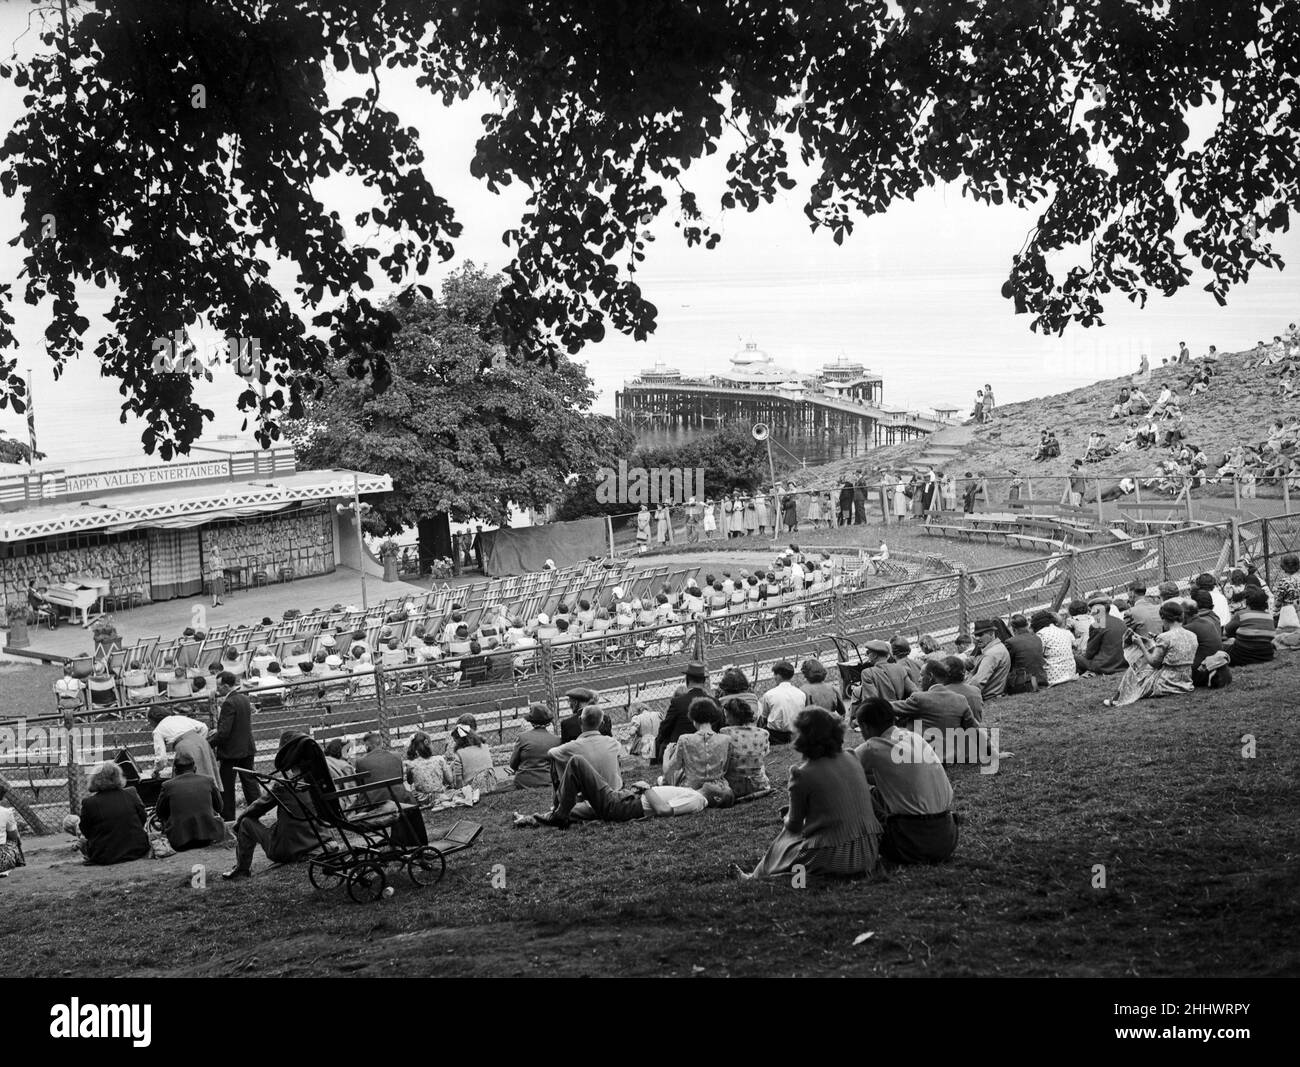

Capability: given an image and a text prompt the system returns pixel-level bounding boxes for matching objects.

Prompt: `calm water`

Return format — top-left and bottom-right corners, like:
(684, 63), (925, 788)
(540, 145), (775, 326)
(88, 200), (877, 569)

(4, 261), (1294, 466)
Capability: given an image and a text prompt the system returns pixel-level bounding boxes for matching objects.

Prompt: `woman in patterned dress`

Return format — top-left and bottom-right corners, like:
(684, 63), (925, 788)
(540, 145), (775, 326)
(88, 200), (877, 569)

(720, 696), (771, 799)
(1105, 601), (1197, 706)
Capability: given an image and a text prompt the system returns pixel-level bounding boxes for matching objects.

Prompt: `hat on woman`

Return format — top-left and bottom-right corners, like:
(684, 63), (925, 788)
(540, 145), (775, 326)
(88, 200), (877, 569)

(525, 704), (553, 725)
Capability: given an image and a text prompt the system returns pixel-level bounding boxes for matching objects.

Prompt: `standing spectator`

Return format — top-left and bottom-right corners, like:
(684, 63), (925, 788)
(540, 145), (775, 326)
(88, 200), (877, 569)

(207, 541), (226, 608)
(213, 672), (260, 822)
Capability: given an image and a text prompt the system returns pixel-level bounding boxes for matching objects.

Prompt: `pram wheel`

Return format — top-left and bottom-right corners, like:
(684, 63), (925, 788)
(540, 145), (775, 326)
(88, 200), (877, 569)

(346, 860), (388, 903)
(308, 857), (345, 891)
(406, 845), (446, 887)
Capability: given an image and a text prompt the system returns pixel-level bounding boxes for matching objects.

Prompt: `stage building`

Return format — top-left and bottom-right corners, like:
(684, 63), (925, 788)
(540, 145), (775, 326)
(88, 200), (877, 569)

(0, 439), (392, 619)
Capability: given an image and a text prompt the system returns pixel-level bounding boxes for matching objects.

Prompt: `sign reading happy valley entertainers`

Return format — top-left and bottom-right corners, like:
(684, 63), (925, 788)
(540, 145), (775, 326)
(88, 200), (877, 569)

(65, 460), (230, 495)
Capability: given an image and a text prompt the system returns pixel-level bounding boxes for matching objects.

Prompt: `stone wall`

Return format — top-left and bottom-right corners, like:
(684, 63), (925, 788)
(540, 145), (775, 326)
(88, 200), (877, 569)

(200, 507), (335, 581)
(0, 536), (150, 610)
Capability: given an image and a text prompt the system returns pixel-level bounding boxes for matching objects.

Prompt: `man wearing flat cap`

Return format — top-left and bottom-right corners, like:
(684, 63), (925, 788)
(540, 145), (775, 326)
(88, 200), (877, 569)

(560, 687), (610, 743)
(655, 661), (710, 763)
(971, 620), (1011, 700)
(1074, 595), (1127, 675)
(854, 640), (915, 705)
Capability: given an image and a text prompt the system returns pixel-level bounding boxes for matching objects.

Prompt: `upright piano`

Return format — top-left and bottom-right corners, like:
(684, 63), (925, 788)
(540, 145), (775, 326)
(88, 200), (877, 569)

(43, 575), (111, 627)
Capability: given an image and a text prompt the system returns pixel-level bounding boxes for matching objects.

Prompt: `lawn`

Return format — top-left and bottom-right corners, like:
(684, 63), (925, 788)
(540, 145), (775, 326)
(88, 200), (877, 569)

(2, 658), (1298, 978)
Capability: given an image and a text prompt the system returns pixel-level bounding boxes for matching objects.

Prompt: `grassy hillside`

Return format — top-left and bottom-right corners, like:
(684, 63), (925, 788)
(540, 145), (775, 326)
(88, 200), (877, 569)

(3, 659), (1298, 977)
(799, 339), (1291, 487)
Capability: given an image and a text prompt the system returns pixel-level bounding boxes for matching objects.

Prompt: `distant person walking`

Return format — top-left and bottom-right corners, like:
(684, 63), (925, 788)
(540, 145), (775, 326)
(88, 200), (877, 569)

(635, 505), (651, 553)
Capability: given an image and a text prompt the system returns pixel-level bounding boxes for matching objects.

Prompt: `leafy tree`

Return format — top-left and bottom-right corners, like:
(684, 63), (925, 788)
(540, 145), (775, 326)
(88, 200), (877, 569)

(554, 422), (790, 520)
(0, 429), (41, 465)
(285, 263), (628, 531)
(2, 1), (1296, 454)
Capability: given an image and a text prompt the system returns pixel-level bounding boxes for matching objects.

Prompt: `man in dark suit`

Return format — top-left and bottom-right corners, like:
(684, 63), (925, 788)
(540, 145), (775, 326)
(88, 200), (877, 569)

(355, 732), (411, 806)
(213, 671), (260, 821)
(654, 662), (710, 764)
(1075, 596), (1128, 675)
(155, 751), (226, 851)
(559, 688), (611, 742)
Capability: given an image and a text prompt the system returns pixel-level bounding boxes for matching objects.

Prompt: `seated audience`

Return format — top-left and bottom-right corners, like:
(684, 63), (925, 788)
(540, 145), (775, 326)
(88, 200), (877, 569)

(656, 662), (711, 761)
(663, 698), (733, 806)
(971, 619), (1011, 699)
(720, 696), (771, 799)
(355, 731), (412, 805)
(550, 705), (623, 790)
(628, 702), (663, 761)
(155, 751), (227, 852)
(758, 660), (806, 744)
(0, 785), (25, 873)
(1003, 614), (1047, 694)
(523, 757), (707, 828)
(1075, 596), (1128, 675)
(854, 640), (916, 703)
(223, 733), (325, 881)
(888, 659), (982, 763)
(447, 725), (497, 793)
(732, 707), (881, 882)
(1104, 601), (1197, 706)
(1183, 590), (1231, 688)
(510, 704), (561, 789)
(560, 687), (611, 742)
(854, 697), (957, 864)
(1030, 610), (1078, 686)
(78, 762), (150, 866)
(404, 730), (454, 805)
(1224, 587), (1276, 666)
(797, 658), (846, 718)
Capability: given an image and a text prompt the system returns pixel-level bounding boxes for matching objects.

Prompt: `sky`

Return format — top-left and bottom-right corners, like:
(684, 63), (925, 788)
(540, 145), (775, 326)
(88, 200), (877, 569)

(0, 3), (1296, 462)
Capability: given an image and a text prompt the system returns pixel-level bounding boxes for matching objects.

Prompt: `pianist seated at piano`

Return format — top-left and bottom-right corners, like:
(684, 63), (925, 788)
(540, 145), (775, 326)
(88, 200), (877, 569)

(39, 574), (111, 627)
(27, 579), (57, 629)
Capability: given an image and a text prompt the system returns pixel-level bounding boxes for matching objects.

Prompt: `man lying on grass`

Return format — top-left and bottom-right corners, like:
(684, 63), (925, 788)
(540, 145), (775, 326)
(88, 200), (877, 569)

(513, 755), (710, 829)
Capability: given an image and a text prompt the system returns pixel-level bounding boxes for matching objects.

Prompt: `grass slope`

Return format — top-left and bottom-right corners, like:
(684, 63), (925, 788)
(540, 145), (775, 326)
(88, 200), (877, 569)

(799, 340), (1289, 486)
(3, 659), (1298, 978)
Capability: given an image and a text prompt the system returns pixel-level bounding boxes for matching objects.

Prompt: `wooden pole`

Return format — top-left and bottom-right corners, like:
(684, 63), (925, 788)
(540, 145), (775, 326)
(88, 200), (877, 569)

(0, 772), (50, 835)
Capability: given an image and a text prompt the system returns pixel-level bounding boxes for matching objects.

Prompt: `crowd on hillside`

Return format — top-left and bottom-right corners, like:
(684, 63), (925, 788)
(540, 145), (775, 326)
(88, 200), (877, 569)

(9, 548), (1297, 882)
(1035, 325), (1300, 496)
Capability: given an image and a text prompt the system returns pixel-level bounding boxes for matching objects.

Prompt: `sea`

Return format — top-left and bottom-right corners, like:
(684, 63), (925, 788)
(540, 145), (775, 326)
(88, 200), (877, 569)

(3, 259), (1295, 468)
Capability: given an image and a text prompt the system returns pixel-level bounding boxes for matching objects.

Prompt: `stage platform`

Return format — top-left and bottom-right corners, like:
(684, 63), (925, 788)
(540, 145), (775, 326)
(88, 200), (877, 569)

(7, 567), (452, 663)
